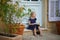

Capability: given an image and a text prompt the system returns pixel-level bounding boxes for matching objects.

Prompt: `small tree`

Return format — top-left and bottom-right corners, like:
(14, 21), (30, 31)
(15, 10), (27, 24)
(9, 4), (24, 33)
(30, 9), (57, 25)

(0, 0), (32, 33)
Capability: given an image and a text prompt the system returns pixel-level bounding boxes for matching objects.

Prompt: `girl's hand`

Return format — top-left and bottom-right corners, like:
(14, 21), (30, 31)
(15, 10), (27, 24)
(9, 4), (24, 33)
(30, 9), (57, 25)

(29, 23), (34, 25)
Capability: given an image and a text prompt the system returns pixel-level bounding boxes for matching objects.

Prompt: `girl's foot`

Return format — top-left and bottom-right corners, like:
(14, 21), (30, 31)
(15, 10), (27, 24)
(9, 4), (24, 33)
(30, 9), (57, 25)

(39, 34), (43, 36)
(33, 33), (37, 36)
(33, 34), (37, 36)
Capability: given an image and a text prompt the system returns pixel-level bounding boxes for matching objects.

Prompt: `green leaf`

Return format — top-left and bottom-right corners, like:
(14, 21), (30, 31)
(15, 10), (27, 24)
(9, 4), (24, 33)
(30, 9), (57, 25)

(28, 8), (31, 12)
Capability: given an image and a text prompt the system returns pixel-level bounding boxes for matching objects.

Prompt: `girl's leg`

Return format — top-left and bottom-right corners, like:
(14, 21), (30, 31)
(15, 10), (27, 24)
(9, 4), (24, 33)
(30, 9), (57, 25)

(33, 28), (37, 36)
(38, 26), (42, 36)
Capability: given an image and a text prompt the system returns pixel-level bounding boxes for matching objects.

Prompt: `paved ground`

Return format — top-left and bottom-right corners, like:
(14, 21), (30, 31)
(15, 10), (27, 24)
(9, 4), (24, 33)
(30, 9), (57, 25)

(23, 32), (60, 40)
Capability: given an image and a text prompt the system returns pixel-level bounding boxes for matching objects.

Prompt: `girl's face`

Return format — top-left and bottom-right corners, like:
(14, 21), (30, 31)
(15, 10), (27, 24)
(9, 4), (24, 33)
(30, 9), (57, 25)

(31, 12), (36, 18)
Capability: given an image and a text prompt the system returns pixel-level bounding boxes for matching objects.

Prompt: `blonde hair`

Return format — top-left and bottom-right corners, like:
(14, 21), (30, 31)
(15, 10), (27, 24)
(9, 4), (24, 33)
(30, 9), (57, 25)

(30, 12), (35, 17)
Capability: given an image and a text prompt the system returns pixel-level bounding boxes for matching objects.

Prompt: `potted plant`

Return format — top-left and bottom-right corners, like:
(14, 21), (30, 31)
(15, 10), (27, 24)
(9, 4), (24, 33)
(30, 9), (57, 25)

(0, 0), (32, 35)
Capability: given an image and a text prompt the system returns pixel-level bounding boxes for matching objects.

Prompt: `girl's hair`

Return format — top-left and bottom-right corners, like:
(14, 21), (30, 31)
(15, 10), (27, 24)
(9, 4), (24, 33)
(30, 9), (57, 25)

(30, 12), (35, 17)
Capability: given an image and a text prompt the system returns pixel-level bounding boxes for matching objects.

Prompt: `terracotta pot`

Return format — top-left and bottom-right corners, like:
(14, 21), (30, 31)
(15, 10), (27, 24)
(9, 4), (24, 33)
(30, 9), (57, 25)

(9, 24), (25, 35)
(16, 26), (25, 35)
(17, 24), (25, 35)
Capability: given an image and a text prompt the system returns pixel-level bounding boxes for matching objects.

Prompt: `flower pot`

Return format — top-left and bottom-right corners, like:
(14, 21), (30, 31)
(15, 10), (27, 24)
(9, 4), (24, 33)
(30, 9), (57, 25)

(9, 24), (25, 35)
(0, 33), (22, 40)
(0, 33), (16, 37)
(15, 24), (25, 35)
(15, 28), (24, 35)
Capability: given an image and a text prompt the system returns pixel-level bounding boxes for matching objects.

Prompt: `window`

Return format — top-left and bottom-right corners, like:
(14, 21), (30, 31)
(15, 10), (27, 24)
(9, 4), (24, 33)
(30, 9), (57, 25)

(31, 0), (38, 1)
(24, 0), (30, 1)
(56, 1), (59, 17)
(48, 0), (60, 21)
(22, 0), (39, 2)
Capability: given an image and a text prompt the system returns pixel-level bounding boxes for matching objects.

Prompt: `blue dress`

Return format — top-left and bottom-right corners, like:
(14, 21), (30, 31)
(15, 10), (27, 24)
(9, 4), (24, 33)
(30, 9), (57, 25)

(27, 18), (40, 30)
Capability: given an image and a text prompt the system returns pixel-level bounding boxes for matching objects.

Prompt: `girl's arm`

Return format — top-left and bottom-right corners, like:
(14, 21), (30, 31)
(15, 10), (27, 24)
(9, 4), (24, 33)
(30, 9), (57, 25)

(28, 21), (32, 25)
(28, 21), (34, 25)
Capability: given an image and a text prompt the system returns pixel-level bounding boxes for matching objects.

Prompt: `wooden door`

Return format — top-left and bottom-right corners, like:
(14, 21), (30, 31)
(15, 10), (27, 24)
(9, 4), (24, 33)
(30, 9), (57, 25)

(56, 22), (60, 35)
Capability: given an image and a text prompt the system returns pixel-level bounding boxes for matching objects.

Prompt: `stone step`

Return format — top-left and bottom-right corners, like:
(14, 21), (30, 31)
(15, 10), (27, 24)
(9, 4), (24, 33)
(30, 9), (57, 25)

(23, 29), (33, 36)
(23, 28), (48, 36)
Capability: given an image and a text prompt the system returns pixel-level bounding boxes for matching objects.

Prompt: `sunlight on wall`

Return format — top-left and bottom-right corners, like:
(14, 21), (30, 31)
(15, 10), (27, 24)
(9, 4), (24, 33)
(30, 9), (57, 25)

(13, 0), (42, 27)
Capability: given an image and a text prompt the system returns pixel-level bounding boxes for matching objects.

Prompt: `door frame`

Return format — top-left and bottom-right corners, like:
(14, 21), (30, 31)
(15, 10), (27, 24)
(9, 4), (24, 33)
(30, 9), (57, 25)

(41, 0), (48, 30)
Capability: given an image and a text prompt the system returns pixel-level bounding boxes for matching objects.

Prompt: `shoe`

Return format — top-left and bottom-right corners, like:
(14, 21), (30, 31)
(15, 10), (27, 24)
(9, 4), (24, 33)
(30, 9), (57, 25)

(36, 31), (40, 35)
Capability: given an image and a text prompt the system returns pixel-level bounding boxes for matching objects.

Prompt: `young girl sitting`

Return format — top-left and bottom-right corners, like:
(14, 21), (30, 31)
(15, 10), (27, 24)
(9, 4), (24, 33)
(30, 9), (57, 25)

(27, 12), (42, 36)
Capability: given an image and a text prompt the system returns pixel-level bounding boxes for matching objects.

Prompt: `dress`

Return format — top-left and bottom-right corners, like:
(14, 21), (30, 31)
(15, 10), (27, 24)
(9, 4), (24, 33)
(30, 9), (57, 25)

(27, 18), (40, 30)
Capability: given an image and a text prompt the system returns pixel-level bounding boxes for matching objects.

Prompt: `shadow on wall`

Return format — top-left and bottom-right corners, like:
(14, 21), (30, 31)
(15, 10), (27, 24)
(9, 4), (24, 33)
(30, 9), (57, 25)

(0, 20), (6, 33)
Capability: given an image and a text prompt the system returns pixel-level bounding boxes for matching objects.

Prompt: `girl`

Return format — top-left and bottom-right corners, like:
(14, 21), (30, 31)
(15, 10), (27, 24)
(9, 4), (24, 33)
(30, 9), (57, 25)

(27, 12), (42, 36)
